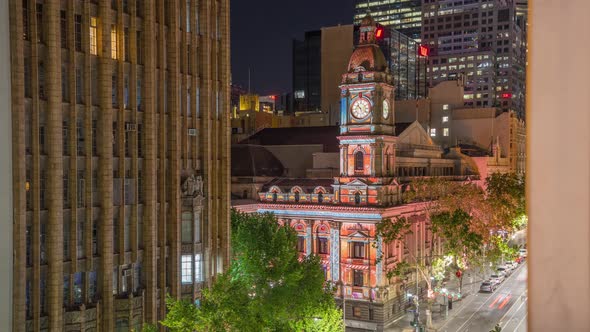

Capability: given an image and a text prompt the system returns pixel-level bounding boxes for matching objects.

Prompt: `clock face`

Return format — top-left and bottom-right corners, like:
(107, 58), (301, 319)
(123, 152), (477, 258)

(383, 99), (390, 119)
(351, 98), (371, 119)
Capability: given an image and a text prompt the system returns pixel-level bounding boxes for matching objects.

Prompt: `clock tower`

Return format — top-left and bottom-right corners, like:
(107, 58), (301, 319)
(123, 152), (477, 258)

(334, 14), (400, 207)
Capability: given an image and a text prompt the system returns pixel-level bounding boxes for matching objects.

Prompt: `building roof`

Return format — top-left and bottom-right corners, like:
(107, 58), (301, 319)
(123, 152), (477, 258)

(231, 144), (285, 177)
(239, 126), (340, 152)
(452, 144), (491, 157)
(261, 178), (335, 194)
(394, 122), (413, 135)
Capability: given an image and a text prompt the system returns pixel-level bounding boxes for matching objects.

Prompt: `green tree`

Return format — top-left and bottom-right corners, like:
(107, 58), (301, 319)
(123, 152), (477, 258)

(160, 210), (344, 332)
(485, 172), (526, 229)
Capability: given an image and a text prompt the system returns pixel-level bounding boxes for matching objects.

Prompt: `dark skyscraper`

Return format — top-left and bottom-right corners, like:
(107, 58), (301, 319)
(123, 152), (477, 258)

(293, 30), (322, 112)
(354, 0), (423, 41)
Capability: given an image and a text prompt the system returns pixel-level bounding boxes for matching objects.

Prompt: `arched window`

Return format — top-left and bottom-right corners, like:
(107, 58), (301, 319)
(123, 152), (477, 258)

(294, 191), (300, 202)
(272, 192), (277, 202)
(318, 192), (323, 203)
(355, 192), (361, 205)
(355, 151), (364, 171)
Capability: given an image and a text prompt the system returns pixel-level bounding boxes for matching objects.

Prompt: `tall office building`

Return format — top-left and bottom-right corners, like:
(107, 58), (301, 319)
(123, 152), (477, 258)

(8, 0), (231, 330)
(354, 0), (423, 41)
(293, 30), (322, 112)
(421, 0), (526, 117)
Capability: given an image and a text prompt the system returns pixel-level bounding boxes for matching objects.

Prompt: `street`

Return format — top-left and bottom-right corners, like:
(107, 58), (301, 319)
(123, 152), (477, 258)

(437, 262), (528, 332)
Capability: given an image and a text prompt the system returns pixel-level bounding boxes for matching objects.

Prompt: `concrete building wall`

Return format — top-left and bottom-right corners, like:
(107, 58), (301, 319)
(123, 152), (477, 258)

(528, 0), (590, 329)
(321, 25), (354, 116)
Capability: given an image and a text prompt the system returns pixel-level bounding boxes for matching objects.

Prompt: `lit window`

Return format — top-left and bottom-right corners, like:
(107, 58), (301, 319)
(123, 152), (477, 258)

(90, 17), (98, 55)
(442, 116), (449, 123)
(442, 104), (449, 110)
(194, 254), (203, 282)
(181, 255), (192, 284)
(443, 128), (449, 136)
(430, 128), (437, 137)
(111, 25), (118, 59)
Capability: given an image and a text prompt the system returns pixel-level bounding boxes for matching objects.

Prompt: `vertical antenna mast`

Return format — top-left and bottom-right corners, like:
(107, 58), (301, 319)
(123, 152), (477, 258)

(248, 67), (251, 94)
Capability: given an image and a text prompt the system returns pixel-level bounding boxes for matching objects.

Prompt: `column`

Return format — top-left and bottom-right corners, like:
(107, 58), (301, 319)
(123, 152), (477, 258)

(330, 222), (341, 282)
(45, 0), (65, 329)
(142, 0), (158, 325)
(306, 221), (312, 256)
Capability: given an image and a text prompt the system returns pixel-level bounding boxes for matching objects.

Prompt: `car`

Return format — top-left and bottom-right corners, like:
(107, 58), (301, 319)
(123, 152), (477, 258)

(480, 281), (496, 293)
(497, 266), (512, 277)
(519, 248), (528, 258)
(490, 274), (504, 284)
(506, 261), (518, 270)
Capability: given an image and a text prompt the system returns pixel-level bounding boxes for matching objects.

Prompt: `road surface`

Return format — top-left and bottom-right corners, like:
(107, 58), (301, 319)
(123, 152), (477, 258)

(436, 262), (528, 332)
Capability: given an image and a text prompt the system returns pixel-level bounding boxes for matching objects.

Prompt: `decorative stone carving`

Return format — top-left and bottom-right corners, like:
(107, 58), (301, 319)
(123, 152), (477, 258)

(181, 172), (204, 197)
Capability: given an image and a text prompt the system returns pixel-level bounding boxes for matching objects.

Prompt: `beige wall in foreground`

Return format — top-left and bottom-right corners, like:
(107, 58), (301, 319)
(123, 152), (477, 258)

(528, 0), (590, 329)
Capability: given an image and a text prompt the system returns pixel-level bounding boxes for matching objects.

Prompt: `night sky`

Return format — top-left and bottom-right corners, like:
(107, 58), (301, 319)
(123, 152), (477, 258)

(230, 0), (355, 95)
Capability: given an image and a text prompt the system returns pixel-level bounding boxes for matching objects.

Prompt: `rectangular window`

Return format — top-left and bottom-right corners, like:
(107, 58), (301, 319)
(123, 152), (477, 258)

(353, 270), (364, 287)
(442, 104), (450, 110)
(77, 217), (84, 257)
(75, 15), (82, 51)
(182, 214), (192, 243)
(352, 242), (365, 259)
(113, 268), (118, 295)
(443, 128), (449, 137)
(195, 254), (203, 282)
(73, 273), (83, 304)
(181, 255), (192, 284)
(430, 128), (437, 137)
(63, 174), (69, 208)
(297, 237), (305, 253)
(353, 306), (362, 318)
(22, 0), (29, 40)
(63, 219), (69, 260)
(124, 74), (129, 108)
(111, 25), (118, 59)
(36, 4), (43, 43)
(136, 31), (143, 65)
(63, 275), (70, 307)
(136, 72), (142, 110)
(24, 57), (31, 97)
(60, 10), (67, 48)
(442, 116), (449, 123)
(90, 17), (98, 55)
(318, 237), (328, 254)
(39, 126), (45, 154)
(124, 28), (130, 62)
(62, 66), (69, 102)
(76, 68), (83, 104)
(88, 271), (97, 300)
(112, 74), (118, 107)
(186, 0), (191, 32)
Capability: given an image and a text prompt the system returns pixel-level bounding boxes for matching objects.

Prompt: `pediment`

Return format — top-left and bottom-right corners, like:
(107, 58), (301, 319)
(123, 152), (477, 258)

(347, 230), (370, 239)
(397, 121), (435, 146)
(346, 178), (370, 187)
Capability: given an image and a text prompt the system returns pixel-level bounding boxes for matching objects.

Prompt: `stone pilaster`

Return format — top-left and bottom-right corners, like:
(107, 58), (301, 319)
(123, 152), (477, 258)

(98, 1), (114, 330)
(45, 0), (65, 330)
(330, 222), (341, 282)
(142, 0), (158, 324)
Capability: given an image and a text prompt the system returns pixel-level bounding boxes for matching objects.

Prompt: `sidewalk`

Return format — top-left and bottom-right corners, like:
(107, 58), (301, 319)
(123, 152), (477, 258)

(384, 271), (487, 332)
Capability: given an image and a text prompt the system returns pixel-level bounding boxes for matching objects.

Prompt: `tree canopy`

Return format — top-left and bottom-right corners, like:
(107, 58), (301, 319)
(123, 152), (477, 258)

(157, 210), (343, 332)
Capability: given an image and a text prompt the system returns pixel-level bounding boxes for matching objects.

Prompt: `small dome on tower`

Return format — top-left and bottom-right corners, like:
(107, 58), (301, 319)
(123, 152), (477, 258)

(347, 45), (387, 73)
(361, 14), (376, 27)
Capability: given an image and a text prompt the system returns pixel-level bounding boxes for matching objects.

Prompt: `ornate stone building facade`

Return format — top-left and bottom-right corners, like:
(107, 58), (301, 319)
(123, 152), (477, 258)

(8, 0), (231, 330)
(234, 16), (477, 331)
